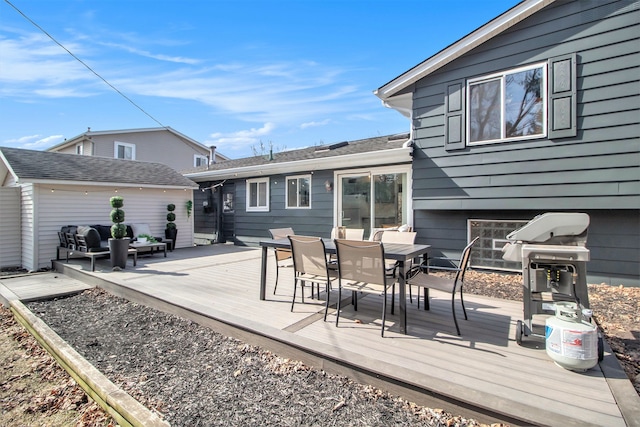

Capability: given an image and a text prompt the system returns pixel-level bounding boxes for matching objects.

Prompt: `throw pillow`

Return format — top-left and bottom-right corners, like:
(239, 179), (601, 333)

(130, 223), (152, 238)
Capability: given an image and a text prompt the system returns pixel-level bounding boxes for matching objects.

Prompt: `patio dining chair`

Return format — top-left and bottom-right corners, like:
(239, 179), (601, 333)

(328, 227), (364, 268)
(405, 236), (479, 335)
(288, 235), (338, 319)
(381, 230), (417, 313)
(268, 227), (294, 294)
(334, 239), (396, 337)
(330, 227), (365, 240)
(381, 230), (417, 277)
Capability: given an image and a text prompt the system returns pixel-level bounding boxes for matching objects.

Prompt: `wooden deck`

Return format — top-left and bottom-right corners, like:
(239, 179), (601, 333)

(3, 244), (638, 426)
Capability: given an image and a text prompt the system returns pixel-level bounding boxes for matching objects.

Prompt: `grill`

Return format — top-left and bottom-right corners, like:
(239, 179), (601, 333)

(502, 212), (591, 344)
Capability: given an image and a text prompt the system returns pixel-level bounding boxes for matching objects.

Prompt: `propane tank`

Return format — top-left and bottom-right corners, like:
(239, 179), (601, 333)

(545, 302), (598, 371)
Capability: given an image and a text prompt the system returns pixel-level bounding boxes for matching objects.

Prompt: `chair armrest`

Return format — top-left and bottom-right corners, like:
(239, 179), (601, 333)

(408, 261), (462, 276)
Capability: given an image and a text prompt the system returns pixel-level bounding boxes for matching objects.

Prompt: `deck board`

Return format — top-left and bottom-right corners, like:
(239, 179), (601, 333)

(5, 244), (635, 426)
(0, 273), (93, 302)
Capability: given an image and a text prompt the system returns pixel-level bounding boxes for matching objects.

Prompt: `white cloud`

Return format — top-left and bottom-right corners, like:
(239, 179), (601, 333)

(98, 41), (201, 65)
(300, 119), (330, 129)
(0, 31), (99, 97)
(207, 123), (276, 152)
(121, 61), (364, 125)
(4, 134), (65, 149)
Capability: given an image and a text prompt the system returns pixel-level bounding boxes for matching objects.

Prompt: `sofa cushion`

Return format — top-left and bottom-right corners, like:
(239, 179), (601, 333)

(90, 224), (112, 241)
(81, 227), (108, 251)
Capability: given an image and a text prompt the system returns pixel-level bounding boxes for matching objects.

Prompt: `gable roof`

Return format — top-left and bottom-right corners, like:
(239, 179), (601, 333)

(374, 0), (556, 105)
(46, 126), (230, 161)
(0, 146), (198, 189)
(184, 133), (411, 181)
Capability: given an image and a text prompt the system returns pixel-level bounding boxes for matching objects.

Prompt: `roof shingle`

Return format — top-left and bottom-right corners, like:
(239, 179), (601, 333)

(181, 133), (410, 174)
(0, 147), (197, 188)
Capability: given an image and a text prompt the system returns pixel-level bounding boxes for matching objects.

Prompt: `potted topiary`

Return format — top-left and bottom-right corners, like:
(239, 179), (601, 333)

(165, 203), (178, 246)
(108, 196), (130, 269)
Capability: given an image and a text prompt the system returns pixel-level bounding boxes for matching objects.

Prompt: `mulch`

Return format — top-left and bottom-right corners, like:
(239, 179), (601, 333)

(25, 288), (485, 426)
(3, 267), (638, 426)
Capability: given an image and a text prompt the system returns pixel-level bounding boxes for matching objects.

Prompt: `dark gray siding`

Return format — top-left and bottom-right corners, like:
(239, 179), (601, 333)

(412, 0), (639, 210)
(414, 209), (640, 286)
(410, 0), (639, 285)
(232, 170), (335, 245)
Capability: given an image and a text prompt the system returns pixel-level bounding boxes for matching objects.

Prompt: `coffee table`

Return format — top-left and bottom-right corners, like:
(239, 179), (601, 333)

(129, 241), (167, 257)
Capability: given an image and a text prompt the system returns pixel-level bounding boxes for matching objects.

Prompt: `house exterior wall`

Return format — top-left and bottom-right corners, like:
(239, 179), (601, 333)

(410, 0), (640, 285)
(29, 184), (193, 271)
(230, 170), (336, 245)
(53, 130), (210, 171)
(0, 187), (21, 268)
(20, 184), (36, 271)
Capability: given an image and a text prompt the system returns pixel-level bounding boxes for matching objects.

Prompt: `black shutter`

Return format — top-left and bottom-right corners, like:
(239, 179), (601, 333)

(444, 80), (466, 150)
(548, 53), (577, 139)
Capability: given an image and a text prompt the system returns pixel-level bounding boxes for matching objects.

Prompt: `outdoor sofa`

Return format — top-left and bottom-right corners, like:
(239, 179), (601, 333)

(57, 224), (164, 270)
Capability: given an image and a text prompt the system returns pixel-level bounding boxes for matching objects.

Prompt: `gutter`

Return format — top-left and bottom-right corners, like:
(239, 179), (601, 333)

(19, 179), (197, 190)
(185, 146), (412, 181)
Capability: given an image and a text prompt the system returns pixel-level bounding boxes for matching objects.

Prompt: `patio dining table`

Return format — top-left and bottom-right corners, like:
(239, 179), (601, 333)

(259, 238), (430, 334)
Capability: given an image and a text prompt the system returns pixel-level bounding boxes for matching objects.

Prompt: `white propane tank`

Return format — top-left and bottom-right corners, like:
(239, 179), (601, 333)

(545, 302), (598, 371)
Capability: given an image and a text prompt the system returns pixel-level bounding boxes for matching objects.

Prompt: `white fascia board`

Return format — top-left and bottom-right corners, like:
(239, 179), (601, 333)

(0, 152), (18, 183)
(375, 0), (555, 101)
(46, 134), (86, 151)
(21, 178), (197, 190)
(382, 93), (413, 118)
(185, 147), (412, 181)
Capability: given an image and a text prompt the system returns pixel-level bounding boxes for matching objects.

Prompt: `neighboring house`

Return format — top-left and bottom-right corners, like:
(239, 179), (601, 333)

(0, 147), (198, 271)
(375, 0), (639, 285)
(47, 127), (229, 172)
(183, 134), (412, 245)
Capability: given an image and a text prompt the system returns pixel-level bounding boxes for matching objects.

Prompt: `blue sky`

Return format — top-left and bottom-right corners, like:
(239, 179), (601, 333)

(1, 0), (518, 159)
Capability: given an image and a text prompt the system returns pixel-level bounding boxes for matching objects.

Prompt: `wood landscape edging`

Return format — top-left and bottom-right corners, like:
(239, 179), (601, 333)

(8, 298), (169, 427)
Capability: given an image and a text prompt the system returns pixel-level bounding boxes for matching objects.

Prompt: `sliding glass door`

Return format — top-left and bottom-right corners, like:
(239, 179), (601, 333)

(340, 174), (371, 231)
(336, 166), (410, 238)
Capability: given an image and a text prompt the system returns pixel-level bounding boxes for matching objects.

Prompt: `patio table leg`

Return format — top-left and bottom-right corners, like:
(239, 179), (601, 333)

(260, 245), (268, 300)
(399, 260), (407, 334)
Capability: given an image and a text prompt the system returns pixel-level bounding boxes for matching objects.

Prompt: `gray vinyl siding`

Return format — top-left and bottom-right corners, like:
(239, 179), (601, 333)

(0, 187), (21, 268)
(232, 170), (335, 245)
(414, 209), (640, 286)
(409, 0), (639, 286)
(27, 185), (193, 271)
(55, 131), (210, 172)
(20, 184), (35, 271)
(411, 0), (639, 211)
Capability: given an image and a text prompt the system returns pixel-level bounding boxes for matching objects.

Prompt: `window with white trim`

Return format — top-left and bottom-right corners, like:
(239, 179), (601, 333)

(246, 178), (269, 212)
(114, 141), (136, 160)
(194, 155), (208, 167)
(467, 63), (546, 145)
(75, 144), (83, 155)
(286, 175), (311, 209)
